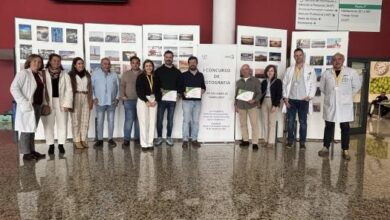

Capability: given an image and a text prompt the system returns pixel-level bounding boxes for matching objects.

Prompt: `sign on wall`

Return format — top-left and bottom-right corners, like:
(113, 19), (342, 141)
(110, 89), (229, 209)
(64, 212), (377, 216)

(296, 0), (383, 32)
(15, 18), (84, 72)
(142, 25), (200, 72)
(197, 44), (237, 142)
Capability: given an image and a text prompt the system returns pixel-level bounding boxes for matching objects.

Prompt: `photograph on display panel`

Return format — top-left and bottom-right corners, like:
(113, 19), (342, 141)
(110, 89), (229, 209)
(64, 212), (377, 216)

(20, 44), (32, 59)
(66, 28), (78, 43)
(148, 33), (162, 41)
(122, 51), (137, 61)
(255, 36), (268, 47)
(179, 34), (193, 41)
(269, 37), (282, 47)
(59, 50), (75, 61)
(51, 27), (63, 43)
(90, 46), (100, 60)
(105, 32), (120, 43)
(121, 32), (136, 43)
(241, 35), (254, 45)
(19, 24), (32, 40)
(105, 50), (120, 61)
(38, 49), (55, 60)
(37, 26), (49, 41)
(179, 47), (193, 57)
(89, 31), (104, 42)
(296, 39), (310, 48)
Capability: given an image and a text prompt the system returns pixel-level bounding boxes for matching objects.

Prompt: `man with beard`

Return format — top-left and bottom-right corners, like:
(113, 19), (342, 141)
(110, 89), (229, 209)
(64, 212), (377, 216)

(154, 50), (181, 146)
(177, 56), (206, 148)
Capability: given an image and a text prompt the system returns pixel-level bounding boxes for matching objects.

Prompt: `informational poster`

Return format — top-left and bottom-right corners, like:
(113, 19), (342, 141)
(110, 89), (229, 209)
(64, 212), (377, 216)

(296, 0), (382, 32)
(15, 18), (84, 73)
(369, 61), (390, 102)
(84, 23), (143, 75)
(236, 26), (287, 80)
(197, 44), (236, 142)
(291, 31), (349, 139)
(142, 25), (200, 72)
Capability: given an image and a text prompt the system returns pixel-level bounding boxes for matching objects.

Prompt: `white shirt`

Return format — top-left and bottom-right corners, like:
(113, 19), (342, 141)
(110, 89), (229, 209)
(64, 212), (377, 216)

(76, 75), (89, 92)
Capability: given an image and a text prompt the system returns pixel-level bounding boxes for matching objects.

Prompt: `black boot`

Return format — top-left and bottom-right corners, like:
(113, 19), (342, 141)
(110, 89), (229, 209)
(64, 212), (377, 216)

(48, 144), (55, 155)
(58, 144), (65, 154)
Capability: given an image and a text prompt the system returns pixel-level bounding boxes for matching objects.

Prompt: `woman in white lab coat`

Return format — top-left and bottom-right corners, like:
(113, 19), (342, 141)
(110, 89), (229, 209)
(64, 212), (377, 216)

(40, 53), (73, 155)
(318, 53), (361, 160)
(10, 54), (47, 161)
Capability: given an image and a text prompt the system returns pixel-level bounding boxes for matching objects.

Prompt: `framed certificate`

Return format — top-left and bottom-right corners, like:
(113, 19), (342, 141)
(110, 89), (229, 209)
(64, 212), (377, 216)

(161, 90), (177, 101)
(236, 89), (254, 101)
(185, 87), (201, 99)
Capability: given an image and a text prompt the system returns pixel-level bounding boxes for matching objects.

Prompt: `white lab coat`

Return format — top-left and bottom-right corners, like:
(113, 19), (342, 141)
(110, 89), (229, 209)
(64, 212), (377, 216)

(10, 68), (43, 132)
(320, 66), (361, 123)
(282, 64), (317, 114)
(43, 69), (73, 109)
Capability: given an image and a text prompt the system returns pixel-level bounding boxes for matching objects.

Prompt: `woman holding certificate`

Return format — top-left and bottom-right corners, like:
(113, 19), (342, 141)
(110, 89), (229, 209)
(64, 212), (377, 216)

(235, 64), (262, 150)
(136, 60), (161, 151)
(260, 65), (283, 147)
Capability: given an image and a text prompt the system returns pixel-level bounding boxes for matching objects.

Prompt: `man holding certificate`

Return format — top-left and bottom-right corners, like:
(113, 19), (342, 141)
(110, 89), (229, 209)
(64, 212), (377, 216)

(177, 56), (206, 148)
(235, 64), (262, 150)
(155, 50), (181, 146)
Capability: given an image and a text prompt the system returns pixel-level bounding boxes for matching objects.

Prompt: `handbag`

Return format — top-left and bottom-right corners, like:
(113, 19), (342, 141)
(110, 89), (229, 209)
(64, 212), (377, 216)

(41, 70), (51, 116)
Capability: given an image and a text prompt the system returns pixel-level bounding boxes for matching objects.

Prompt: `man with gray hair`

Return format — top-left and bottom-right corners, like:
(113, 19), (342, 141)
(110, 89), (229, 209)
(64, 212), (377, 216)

(92, 58), (120, 147)
(318, 53), (361, 160)
(235, 64), (262, 150)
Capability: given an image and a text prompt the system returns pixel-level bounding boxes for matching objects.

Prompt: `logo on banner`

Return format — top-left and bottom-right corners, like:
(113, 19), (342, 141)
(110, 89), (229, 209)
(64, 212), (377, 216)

(225, 54), (234, 59)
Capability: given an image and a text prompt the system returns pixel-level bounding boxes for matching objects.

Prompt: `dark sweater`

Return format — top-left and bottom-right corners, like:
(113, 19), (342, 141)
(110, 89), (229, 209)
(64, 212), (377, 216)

(260, 78), (283, 107)
(33, 72), (44, 105)
(177, 70), (206, 101)
(155, 64), (181, 91)
(136, 73), (162, 102)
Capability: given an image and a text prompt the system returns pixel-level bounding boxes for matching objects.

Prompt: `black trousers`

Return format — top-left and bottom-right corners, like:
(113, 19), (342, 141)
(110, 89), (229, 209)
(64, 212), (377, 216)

(323, 121), (350, 150)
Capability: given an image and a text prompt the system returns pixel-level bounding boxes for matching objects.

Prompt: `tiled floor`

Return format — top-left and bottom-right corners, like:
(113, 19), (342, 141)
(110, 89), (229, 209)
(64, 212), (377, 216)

(1, 119), (390, 219)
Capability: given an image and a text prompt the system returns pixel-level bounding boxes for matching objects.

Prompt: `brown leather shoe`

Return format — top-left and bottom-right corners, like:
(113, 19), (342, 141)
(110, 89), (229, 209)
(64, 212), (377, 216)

(81, 141), (89, 148)
(74, 142), (84, 149)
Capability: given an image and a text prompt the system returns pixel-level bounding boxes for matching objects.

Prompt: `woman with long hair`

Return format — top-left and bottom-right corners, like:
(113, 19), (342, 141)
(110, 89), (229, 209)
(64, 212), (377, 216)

(10, 54), (46, 160)
(260, 65), (283, 147)
(41, 53), (73, 155)
(136, 60), (161, 151)
(68, 57), (93, 149)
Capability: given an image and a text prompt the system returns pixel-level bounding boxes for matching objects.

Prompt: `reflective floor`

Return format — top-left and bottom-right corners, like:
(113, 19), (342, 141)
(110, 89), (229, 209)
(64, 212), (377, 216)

(1, 119), (390, 219)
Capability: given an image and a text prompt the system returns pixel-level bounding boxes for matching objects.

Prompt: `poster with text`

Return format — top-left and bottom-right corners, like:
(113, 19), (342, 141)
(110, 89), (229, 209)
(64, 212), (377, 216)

(197, 44), (236, 142)
(369, 61), (390, 102)
(15, 18), (84, 73)
(291, 31), (349, 139)
(84, 23), (143, 77)
(142, 25), (199, 72)
(236, 26), (287, 80)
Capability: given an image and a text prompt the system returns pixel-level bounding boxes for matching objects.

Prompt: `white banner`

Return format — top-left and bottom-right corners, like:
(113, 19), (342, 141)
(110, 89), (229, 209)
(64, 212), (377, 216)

(197, 44), (237, 142)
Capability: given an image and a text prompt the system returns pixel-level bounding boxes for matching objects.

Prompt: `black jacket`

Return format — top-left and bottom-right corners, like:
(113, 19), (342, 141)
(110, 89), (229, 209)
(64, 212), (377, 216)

(260, 78), (283, 107)
(136, 73), (162, 102)
(177, 70), (206, 101)
(155, 64), (181, 91)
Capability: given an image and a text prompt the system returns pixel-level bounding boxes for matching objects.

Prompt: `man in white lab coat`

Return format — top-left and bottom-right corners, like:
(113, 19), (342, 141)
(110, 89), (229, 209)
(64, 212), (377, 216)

(318, 53), (361, 160)
(282, 48), (317, 149)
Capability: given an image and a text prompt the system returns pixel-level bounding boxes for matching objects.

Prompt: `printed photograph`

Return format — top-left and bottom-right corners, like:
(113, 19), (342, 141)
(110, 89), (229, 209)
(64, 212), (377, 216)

(105, 50), (120, 61)
(90, 46), (100, 60)
(66, 29), (78, 43)
(38, 49), (55, 60)
(179, 34), (193, 41)
(327, 38), (341, 48)
(122, 51), (137, 61)
(255, 36), (268, 47)
(111, 64), (121, 75)
(163, 47), (178, 56)
(163, 34), (178, 40)
(122, 64), (131, 72)
(89, 31), (104, 42)
(313, 102), (321, 112)
(269, 52), (281, 62)
(241, 35), (254, 45)
(148, 46), (162, 57)
(254, 51), (267, 62)
(121, 33), (136, 43)
(59, 50), (75, 61)
(179, 60), (189, 72)
(310, 56), (324, 66)
(269, 37), (282, 48)
(315, 87), (321, 97)
(105, 32), (120, 43)
(19, 24), (32, 40)
(179, 47), (193, 57)
(148, 33), (162, 41)
(51, 27), (63, 43)
(152, 60), (163, 69)
(296, 39), (310, 49)
(311, 39), (326, 48)
(314, 68), (322, 82)
(241, 53), (253, 61)
(255, 68), (265, 78)
(37, 26), (49, 42)
(90, 63), (100, 72)
(20, 44), (32, 59)
(326, 55), (333, 65)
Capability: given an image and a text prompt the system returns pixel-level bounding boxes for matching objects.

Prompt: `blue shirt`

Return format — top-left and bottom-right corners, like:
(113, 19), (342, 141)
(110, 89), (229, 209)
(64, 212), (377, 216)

(92, 68), (120, 106)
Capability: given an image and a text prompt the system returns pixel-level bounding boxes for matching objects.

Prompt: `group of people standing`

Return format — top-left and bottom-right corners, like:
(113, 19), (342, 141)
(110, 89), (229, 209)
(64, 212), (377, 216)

(11, 47), (361, 161)
(236, 48), (361, 160)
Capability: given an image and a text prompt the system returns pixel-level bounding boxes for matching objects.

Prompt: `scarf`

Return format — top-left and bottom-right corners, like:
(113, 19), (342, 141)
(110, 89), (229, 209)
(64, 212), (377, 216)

(76, 69), (86, 78)
(48, 68), (61, 79)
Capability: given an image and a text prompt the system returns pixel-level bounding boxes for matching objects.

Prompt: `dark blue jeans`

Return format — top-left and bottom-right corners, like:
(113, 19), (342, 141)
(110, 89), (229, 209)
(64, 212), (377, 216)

(287, 99), (309, 144)
(123, 100), (139, 141)
(157, 101), (176, 138)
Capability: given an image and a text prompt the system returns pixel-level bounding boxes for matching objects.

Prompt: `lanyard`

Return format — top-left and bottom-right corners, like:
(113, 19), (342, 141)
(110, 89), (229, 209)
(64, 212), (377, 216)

(146, 74), (153, 93)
